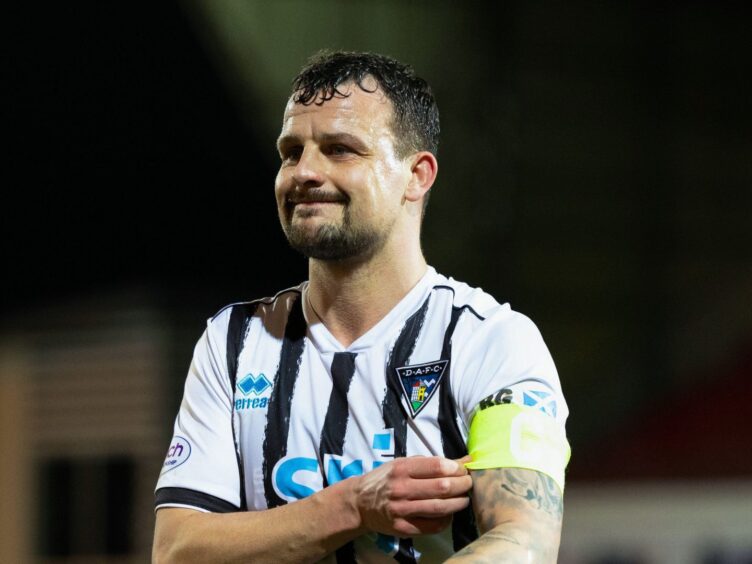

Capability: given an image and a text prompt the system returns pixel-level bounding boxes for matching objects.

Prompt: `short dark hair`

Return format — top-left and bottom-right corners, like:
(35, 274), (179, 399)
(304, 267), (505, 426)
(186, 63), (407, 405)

(290, 50), (440, 158)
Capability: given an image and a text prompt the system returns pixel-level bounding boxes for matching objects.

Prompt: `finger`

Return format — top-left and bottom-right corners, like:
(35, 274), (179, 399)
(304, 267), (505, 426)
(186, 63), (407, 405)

(394, 515), (453, 537)
(454, 454), (472, 467)
(394, 496), (470, 518)
(402, 475), (472, 500)
(404, 456), (466, 479)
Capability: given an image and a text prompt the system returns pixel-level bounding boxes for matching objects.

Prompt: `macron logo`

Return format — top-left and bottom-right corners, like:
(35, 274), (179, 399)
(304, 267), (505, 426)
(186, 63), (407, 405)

(238, 373), (271, 396)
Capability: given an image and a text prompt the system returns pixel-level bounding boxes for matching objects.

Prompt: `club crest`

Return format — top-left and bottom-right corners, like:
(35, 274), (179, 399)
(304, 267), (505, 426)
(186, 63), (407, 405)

(396, 360), (448, 417)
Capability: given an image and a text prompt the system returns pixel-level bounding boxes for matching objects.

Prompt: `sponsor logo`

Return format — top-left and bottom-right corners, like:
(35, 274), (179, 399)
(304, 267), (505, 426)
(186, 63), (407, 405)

(235, 373), (272, 411)
(162, 436), (191, 473)
(273, 431), (402, 556)
(395, 360), (448, 417)
(273, 432), (393, 501)
(523, 389), (557, 418)
(479, 388), (513, 410)
(237, 373), (271, 396)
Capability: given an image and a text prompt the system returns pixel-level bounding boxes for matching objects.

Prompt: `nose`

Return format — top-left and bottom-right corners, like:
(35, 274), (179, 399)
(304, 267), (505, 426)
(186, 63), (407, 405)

(292, 146), (325, 188)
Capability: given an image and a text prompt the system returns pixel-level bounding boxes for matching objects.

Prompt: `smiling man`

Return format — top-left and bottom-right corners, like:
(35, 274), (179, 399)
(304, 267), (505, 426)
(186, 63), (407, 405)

(153, 51), (570, 563)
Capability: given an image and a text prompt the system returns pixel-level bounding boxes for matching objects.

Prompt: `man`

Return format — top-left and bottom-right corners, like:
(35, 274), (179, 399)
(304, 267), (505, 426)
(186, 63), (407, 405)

(153, 51), (570, 563)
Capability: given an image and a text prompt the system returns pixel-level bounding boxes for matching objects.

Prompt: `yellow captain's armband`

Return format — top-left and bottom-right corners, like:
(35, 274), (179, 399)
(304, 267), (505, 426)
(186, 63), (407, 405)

(465, 403), (571, 492)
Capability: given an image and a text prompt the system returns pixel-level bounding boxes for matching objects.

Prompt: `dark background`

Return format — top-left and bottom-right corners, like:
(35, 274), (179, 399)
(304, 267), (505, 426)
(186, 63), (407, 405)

(5, 2), (302, 317)
(5, 0), (752, 488)
(3, 1), (752, 561)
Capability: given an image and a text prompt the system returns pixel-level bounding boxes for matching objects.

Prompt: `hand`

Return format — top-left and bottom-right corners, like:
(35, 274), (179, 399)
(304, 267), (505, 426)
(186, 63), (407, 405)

(352, 456), (472, 537)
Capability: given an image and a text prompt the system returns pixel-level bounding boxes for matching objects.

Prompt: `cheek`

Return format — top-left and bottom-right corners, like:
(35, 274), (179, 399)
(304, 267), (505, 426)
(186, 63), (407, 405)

(274, 170), (288, 204)
(370, 163), (407, 207)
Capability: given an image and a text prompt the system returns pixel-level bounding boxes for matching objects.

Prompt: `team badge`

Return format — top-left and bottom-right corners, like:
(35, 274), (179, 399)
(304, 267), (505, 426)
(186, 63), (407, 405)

(396, 360), (448, 417)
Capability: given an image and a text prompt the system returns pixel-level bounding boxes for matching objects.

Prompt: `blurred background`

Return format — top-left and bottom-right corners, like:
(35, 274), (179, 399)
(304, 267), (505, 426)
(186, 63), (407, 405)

(3, 1), (751, 562)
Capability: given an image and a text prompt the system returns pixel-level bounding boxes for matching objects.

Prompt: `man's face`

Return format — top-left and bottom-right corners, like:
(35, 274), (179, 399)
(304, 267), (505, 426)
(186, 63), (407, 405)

(275, 81), (411, 261)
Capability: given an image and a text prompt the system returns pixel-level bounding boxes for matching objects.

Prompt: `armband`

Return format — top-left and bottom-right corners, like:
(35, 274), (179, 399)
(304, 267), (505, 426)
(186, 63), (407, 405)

(465, 403), (571, 491)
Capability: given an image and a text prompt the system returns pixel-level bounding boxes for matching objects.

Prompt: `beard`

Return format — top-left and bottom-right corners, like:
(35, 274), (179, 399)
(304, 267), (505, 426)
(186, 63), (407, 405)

(282, 204), (387, 261)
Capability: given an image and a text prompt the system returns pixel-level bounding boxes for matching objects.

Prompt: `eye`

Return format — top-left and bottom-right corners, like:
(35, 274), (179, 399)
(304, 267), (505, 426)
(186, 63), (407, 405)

(328, 144), (352, 157)
(280, 145), (303, 164)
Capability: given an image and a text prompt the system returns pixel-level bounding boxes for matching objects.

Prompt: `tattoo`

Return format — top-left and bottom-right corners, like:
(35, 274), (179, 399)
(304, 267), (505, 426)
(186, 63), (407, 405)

(446, 468), (563, 563)
(500, 471), (563, 520)
(472, 468), (563, 528)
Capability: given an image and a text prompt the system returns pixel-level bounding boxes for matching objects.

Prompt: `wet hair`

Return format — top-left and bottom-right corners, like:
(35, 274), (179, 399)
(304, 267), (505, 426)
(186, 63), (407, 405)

(291, 50), (440, 158)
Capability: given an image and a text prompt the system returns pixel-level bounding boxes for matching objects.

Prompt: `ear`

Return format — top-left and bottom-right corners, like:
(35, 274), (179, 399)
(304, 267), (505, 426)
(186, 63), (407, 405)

(404, 151), (438, 203)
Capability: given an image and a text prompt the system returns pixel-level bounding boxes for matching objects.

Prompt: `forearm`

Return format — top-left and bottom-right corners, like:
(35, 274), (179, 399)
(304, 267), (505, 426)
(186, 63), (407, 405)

(445, 519), (561, 563)
(153, 479), (364, 564)
(445, 468), (563, 564)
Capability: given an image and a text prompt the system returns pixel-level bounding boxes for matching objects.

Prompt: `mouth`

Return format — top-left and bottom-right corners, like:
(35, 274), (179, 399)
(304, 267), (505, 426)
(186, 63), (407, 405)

(286, 191), (349, 215)
(287, 193), (348, 206)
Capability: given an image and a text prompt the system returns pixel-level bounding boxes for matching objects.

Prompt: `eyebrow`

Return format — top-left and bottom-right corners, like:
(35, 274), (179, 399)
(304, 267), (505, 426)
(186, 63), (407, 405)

(319, 132), (369, 152)
(276, 132), (370, 153)
(276, 134), (299, 152)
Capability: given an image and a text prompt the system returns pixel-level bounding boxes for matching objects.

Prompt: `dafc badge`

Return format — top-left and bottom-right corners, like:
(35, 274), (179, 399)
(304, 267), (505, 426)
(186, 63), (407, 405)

(396, 360), (448, 417)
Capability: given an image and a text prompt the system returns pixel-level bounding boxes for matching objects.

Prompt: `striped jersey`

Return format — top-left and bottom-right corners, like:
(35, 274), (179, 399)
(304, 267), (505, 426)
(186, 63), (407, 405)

(155, 267), (568, 563)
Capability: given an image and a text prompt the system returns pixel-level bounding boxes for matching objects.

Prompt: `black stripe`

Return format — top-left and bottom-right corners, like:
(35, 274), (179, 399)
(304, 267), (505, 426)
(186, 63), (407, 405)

(383, 295), (431, 447)
(438, 305), (479, 550)
(225, 302), (260, 510)
(226, 302), (261, 391)
(262, 294), (307, 508)
(319, 352), (359, 564)
(155, 487), (239, 513)
(432, 285), (486, 321)
(335, 540), (357, 564)
(437, 307), (466, 458)
(392, 550), (416, 563)
(382, 295), (430, 564)
(320, 352), (358, 474)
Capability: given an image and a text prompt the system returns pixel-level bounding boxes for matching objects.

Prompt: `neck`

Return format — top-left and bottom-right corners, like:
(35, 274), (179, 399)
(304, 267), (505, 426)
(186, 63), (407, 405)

(306, 238), (427, 348)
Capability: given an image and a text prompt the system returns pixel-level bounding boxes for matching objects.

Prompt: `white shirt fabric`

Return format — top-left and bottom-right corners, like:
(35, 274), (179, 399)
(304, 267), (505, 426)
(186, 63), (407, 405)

(155, 267), (568, 563)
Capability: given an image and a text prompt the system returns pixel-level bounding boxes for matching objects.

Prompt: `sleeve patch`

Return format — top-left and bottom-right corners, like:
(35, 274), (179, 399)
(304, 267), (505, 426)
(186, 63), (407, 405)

(522, 389), (558, 418)
(160, 435), (192, 474)
(465, 403), (571, 491)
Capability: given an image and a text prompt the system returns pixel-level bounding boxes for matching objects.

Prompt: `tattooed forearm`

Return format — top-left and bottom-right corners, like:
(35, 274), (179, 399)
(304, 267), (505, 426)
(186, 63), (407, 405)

(445, 468), (563, 563)
(472, 468), (562, 530)
(500, 471), (563, 520)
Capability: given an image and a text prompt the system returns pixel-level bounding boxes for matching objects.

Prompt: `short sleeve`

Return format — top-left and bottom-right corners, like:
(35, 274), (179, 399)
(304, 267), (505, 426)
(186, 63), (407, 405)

(154, 310), (242, 512)
(452, 307), (569, 431)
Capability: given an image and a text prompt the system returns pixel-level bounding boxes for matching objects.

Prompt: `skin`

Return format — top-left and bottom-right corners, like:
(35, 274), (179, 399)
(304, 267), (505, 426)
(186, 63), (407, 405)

(153, 81), (563, 563)
(153, 456), (472, 563)
(274, 78), (437, 347)
(446, 468), (563, 563)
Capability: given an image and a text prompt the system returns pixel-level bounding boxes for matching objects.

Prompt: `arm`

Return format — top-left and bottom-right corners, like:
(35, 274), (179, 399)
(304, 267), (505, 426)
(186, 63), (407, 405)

(153, 477), (360, 564)
(153, 456), (472, 564)
(446, 467), (563, 563)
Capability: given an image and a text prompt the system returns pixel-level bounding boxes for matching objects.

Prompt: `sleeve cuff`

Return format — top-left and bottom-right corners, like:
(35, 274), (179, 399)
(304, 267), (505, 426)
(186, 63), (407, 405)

(155, 487), (240, 513)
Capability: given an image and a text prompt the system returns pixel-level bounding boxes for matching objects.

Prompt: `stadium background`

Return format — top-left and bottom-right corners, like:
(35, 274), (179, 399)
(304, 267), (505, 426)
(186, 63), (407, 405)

(2, 1), (750, 562)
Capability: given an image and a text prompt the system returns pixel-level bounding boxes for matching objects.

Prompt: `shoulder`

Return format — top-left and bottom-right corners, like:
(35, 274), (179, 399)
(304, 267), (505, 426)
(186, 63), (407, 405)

(208, 283), (306, 328)
(429, 271), (560, 396)
(429, 271), (537, 337)
(194, 284), (307, 355)
(429, 272), (505, 319)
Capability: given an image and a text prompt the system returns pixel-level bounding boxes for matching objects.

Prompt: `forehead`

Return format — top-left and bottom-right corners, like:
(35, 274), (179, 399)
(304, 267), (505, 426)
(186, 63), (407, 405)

(279, 82), (395, 138)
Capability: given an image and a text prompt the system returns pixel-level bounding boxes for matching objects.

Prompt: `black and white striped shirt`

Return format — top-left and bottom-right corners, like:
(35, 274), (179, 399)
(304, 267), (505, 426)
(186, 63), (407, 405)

(156, 267), (568, 563)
